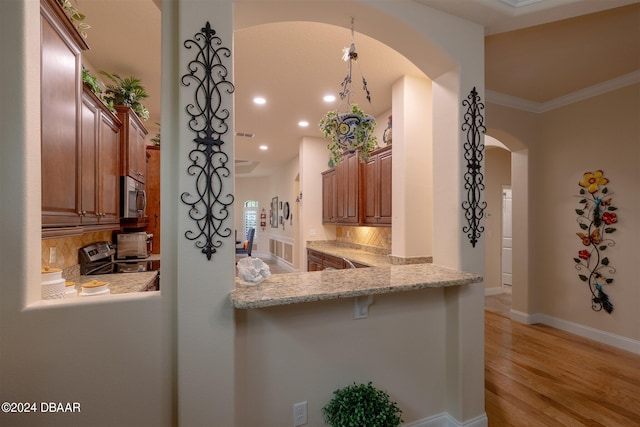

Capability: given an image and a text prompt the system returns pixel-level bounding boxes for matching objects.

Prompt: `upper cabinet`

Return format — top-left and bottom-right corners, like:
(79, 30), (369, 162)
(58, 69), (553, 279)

(321, 168), (337, 223)
(81, 86), (122, 226)
(41, 0), (89, 228)
(322, 146), (392, 226)
(363, 146), (392, 225)
(335, 153), (360, 224)
(116, 106), (148, 184)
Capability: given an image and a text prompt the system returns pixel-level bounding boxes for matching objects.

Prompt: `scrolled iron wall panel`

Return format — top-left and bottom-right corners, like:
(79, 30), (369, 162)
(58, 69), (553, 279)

(180, 22), (235, 260)
(461, 87), (486, 248)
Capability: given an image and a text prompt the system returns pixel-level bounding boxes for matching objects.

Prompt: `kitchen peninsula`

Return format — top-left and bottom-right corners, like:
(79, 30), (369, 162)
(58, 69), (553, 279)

(231, 241), (481, 309)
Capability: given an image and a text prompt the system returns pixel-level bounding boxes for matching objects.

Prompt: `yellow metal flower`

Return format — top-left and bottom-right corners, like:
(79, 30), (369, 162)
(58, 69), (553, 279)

(579, 170), (608, 194)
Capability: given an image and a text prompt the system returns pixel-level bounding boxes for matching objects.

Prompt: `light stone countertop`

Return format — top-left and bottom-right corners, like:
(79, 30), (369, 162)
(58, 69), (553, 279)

(231, 263), (482, 309)
(74, 271), (157, 294)
(306, 240), (391, 267)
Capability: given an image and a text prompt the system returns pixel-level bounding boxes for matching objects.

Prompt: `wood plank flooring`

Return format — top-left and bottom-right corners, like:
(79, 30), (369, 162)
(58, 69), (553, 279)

(485, 311), (640, 426)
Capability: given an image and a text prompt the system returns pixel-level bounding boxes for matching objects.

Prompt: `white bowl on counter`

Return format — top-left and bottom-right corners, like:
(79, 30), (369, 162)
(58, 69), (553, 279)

(41, 267), (65, 300)
(80, 280), (110, 297)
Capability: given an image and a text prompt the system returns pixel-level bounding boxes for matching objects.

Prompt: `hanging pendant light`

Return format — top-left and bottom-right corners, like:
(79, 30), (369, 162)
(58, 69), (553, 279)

(320, 18), (377, 166)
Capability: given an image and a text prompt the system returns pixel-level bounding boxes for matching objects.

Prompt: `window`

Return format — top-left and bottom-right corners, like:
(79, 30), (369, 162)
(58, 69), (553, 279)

(244, 200), (258, 240)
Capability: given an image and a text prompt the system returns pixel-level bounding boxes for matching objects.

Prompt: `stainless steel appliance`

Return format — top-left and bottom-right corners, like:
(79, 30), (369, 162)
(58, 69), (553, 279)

(121, 176), (146, 219)
(116, 232), (149, 259)
(79, 241), (116, 275)
(79, 241), (160, 290)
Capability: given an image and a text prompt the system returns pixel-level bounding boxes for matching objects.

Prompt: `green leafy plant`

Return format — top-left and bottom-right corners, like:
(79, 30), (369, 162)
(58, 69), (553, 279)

(57, 0), (90, 38)
(322, 382), (403, 427)
(82, 67), (101, 95)
(319, 103), (377, 165)
(150, 122), (161, 146)
(100, 71), (150, 121)
(82, 68), (117, 115)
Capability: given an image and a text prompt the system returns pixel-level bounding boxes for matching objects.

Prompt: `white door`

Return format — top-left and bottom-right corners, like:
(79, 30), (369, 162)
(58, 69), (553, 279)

(502, 187), (513, 287)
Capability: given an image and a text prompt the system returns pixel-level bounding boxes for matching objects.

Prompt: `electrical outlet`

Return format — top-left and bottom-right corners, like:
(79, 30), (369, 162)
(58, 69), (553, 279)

(293, 401), (307, 426)
(49, 247), (57, 264)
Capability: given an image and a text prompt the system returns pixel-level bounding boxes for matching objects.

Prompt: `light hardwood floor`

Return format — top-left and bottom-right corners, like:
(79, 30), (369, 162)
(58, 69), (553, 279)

(485, 310), (640, 426)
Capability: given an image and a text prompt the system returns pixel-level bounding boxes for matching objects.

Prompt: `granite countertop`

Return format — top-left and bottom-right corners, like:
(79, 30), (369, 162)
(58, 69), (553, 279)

(306, 240), (432, 266)
(306, 241), (391, 267)
(231, 263), (482, 309)
(73, 271), (158, 294)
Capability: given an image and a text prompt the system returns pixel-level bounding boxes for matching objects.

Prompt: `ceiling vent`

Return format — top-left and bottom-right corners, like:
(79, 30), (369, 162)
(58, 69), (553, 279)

(235, 132), (255, 138)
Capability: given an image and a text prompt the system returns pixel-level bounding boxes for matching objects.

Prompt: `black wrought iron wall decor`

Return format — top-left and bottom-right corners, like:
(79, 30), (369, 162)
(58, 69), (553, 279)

(573, 170), (617, 313)
(180, 22), (235, 260)
(461, 87), (486, 248)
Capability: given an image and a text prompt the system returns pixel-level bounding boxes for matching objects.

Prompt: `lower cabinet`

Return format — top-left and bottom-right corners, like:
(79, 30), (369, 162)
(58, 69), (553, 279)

(307, 249), (368, 271)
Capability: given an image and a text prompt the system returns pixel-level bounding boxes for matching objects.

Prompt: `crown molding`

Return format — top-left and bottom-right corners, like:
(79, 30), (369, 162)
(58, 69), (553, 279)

(487, 70), (640, 113)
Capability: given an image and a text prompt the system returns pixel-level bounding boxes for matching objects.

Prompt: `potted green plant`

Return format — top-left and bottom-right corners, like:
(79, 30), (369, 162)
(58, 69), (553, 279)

(322, 382), (403, 427)
(99, 71), (150, 121)
(320, 103), (377, 166)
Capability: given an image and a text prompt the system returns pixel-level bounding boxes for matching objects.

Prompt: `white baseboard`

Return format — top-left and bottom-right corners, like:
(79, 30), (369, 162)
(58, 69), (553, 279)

(403, 412), (488, 427)
(484, 287), (505, 296)
(510, 310), (640, 355)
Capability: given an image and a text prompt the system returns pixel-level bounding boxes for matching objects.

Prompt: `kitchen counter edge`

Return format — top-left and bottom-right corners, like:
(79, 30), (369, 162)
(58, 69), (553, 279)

(231, 263), (482, 309)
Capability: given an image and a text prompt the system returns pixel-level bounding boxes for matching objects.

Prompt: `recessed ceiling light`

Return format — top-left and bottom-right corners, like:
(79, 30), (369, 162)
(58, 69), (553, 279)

(298, 121), (309, 127)
(259, 145), (268, 151)
(253, 97), (266, 105)
(323, 95), (336, 103)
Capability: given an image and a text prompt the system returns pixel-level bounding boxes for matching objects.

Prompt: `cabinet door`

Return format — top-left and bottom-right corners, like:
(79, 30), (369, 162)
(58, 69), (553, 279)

(322, 169), (336, 224)
(335, 153), (359, 224)
(132, 119), (147, 183)
(116, 106), (148, 184)
(363, 156), (377, 224)
(41, 5), (83, 227)
(377, 148), (393, 224)
(307, 249), (324, 271)
(98, 111), (121, 224)
(80, 93), (99, 224)
(143, 146), (161, 252)
(363, 147), (392, 225)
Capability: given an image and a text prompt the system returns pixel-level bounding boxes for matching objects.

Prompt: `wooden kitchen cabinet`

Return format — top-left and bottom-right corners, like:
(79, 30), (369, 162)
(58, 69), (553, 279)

(307, 249), (325, 271)
(143, 146), (160, 254)
(322, 169), (336, 223)
(81, 86), (122, 226)
(321, 147), (391, 226)
(116, 106), (148, 184)
(322, 152), (360, 225)
(40, 0), (89, 228)
(307, 249), (344, 271)
(363, 145), (392, 225)
(307, 248), (369, 271)
(336, 153), (360, 224)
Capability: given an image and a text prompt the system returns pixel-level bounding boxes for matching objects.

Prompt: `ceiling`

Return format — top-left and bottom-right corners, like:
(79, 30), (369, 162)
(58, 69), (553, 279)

(79, 0), (639, 177)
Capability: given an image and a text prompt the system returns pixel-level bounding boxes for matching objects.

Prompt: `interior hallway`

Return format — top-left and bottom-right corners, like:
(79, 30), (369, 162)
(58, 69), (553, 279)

(485, 306), (640, 426)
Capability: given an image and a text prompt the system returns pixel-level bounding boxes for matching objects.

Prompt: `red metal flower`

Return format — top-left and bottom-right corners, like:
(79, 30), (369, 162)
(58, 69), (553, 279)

(602, 212), (617, 225)
(578, 250), (591, 260)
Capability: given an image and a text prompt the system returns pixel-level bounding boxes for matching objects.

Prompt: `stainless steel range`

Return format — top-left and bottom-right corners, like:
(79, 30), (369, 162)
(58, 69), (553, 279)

(79, 241), (160, 276)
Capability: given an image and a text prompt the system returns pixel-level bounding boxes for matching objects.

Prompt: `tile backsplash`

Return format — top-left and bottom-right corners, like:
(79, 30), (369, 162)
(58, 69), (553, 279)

(336, 226), (391, 250)
(41, 231), (113, 270)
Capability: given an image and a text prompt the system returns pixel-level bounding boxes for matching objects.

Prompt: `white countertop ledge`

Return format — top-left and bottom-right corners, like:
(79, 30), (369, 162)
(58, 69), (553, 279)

(231, 263), (483, 309)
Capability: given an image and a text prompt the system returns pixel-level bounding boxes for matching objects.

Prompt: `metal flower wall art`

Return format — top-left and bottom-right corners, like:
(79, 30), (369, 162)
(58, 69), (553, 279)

(574, 170), (617, 313)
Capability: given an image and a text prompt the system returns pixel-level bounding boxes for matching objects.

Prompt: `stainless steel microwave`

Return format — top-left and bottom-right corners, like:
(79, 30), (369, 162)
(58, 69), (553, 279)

(121, 176), (146, 219)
